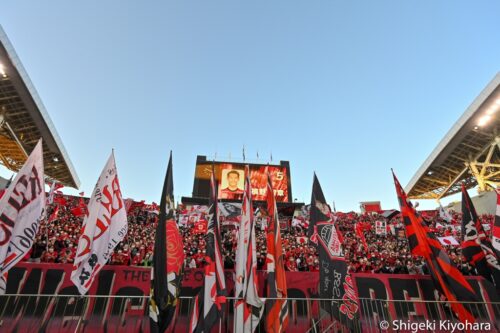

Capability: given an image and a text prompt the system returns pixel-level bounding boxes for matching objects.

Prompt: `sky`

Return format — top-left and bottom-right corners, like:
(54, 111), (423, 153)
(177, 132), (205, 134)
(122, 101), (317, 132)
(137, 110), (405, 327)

(0, 1), (499, 211)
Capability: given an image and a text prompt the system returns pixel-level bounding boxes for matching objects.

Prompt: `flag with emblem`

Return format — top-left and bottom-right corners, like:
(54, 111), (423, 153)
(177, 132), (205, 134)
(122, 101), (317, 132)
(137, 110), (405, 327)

(307, 174), (359, 329)
(234, 165), (264, 333)
(461, 185), (500, 291)
(393, 171), (478, 323)
(189, 165), (227, 332)
(264, 169), (288, 333)
(150, 152), (185, 333)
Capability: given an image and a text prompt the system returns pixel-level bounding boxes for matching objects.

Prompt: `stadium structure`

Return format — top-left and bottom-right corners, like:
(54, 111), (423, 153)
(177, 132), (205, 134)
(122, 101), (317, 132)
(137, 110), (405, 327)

(0, 26), (79, 188)
(406, 73), (500, 201)
(0, 25), (499, 333)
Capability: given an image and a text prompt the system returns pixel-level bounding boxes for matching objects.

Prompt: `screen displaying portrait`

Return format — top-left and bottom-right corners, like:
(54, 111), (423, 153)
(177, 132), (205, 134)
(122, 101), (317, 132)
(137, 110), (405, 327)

(192, 156), (292, 202)
(219, 168), (245, 200)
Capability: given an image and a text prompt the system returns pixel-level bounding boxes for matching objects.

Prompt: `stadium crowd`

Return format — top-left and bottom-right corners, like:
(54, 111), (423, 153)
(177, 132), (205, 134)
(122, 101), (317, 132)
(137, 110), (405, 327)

(24, 194), (494, 276)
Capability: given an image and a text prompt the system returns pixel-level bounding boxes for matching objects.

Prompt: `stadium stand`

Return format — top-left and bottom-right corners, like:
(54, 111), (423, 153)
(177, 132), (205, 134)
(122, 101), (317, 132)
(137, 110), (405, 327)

(27, 194), (493, 277)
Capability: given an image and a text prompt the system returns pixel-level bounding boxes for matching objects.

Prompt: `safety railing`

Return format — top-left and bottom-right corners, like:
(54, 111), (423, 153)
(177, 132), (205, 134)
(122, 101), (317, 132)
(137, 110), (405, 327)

(0, 294), (498, 332)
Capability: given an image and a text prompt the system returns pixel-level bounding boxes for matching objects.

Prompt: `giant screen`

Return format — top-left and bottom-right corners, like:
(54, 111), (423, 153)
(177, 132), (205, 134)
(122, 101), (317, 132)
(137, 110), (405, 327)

(193, 156), (292, 202)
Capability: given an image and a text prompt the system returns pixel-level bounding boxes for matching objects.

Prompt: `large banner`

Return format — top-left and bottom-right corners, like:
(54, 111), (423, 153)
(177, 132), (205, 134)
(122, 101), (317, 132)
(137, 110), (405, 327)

(353, 273), (499, 332)
(2, 264), (498, 332)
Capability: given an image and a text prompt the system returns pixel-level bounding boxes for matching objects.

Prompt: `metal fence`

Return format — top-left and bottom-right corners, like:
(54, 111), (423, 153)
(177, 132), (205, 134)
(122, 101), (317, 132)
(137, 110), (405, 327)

(0, 294), (498, 332)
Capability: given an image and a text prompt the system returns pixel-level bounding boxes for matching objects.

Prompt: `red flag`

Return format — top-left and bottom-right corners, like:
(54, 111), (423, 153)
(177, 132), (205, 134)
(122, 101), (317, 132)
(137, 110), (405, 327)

(53, 196), (67, 206)
(355, 223), (368, 249)
(48, 206), (60, 222)
(193, 219), (208, 234)
(393, 171), (478, 324)
(71, 198), (88, 217)
(265, 169), (289, 333)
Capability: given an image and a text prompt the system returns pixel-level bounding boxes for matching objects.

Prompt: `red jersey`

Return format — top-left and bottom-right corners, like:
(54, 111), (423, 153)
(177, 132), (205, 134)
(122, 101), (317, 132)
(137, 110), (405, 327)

(220, 187), (244, 200)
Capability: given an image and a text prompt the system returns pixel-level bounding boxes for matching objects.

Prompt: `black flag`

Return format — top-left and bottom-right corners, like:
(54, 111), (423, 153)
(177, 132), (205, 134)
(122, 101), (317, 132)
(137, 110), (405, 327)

(307, 174), (358, 329)
(461, 185), (500, 292)
(150, 152), (185, 332)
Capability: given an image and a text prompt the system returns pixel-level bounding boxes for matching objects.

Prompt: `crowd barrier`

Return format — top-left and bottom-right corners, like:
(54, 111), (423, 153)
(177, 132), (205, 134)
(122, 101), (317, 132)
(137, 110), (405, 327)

(0, 294), (498, 332)
(1, 263), (498, 332)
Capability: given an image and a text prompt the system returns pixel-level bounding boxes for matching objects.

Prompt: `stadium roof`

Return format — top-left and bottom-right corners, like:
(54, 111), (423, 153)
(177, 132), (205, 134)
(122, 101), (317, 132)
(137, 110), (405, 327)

(406, 73), (500, 199)
(0, 26), (80, 188)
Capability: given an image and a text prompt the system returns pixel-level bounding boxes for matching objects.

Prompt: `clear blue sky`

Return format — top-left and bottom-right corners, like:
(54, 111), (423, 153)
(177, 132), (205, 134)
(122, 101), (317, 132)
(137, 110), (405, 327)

(1, 1), (499, 211)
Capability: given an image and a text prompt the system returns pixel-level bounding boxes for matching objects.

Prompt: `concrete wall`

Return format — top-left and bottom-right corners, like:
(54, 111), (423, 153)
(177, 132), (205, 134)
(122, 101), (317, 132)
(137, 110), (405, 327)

(445, 190), (496, 215)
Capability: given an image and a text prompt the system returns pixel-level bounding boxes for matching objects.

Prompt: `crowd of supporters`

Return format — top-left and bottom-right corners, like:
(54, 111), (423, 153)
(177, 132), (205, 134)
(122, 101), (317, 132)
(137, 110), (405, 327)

(24, 194), (495, 277)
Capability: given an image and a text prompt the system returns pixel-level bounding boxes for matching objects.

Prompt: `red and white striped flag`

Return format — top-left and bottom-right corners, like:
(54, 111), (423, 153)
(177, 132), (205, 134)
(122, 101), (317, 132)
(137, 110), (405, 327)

(494, 187), (500, 258)
(0, 139), (45, 294)
(71, 152), (128, 295)
(190, 165), (227, 332)
(265, 169), (288, 333)
(234, 165), (264, 333)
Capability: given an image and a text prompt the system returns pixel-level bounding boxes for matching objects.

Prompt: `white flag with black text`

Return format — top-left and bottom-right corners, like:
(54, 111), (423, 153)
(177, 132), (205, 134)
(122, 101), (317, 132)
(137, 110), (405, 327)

(0, 139), (45, 294)
(71, 152), (127, 295)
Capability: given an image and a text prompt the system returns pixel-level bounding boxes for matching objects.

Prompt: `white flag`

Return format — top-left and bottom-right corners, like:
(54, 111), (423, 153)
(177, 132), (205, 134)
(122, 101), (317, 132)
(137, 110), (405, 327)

(234, 166), (264, 333)
(375, 220), (386, 235)
(71, 152), (127, 295)
(0, 139), (45, 293)
(438, 236), (459, 246)
(438, 203), (452, 223)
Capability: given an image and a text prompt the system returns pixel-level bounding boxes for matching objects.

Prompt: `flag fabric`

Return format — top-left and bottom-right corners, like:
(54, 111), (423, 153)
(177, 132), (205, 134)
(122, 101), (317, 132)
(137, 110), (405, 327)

(381, 209), (399, 221)
(0, 174), (14, 200)
(437, 236), (459, 246)
(264, 170), (289, 333)
(392, 171), (478, 323)
(438, 202), (452, 223)
(0, 139), (45, 294)
(47, 181), (63, 205)
(461, 185), (500, 290)
(307, 174), (359, 328)
(355, 223), (368, 249)
(190, 165), (227, 333)
(71, 197), (88, 217)
(494, 187), (500, 259)
(234, 165), (264, 333)
(150, 152), (185, 333)
(53, 195), (67, 207)
(375, 220), (386, 235)
(48, 205), (60, 223)
(193, 219), (208, 234)
(71, 152), (127, 295)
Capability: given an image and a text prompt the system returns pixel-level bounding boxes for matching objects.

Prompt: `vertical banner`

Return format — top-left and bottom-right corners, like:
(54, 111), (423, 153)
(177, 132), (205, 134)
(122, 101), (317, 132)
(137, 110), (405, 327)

(0, 139), (45, 294)
(308, 174), (358, 329)
(71, 152), (127, 295)
(375, 220), (386, 235)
